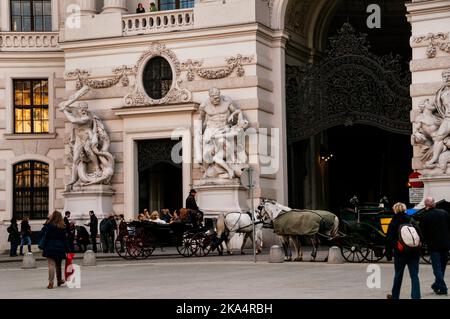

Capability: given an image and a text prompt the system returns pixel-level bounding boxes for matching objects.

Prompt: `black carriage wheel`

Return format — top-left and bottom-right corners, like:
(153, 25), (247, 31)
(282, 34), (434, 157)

(364, 245), (385, 262)
(176, 232), (196, 257)
(340, 234), (370, 263)
(115, 237), (129, 259)
(192, 233), (211, 257)
(127, 236), (144, 259)
(142, 233), (156, 258)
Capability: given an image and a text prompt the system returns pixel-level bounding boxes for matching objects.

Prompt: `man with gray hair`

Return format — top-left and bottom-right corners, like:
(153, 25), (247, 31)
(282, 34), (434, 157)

(420, 196), (450, 295)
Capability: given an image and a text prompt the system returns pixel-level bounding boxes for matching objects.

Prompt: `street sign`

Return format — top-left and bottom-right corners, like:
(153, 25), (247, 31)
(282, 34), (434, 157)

(409, 188), (424, 204)
(240, 167), (257, 189)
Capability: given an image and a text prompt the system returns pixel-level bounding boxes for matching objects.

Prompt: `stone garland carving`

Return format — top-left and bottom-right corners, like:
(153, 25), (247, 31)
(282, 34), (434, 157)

(66, 66), (134, 90)
(413, 69), (450, 173)
(413, 33), (450, 58)
(181, 54), (254, 82)
(124, 43), (192, 106)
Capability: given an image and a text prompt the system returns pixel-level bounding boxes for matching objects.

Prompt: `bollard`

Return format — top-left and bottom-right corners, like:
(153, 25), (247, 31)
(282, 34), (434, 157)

(83, 250), (97, 266)
(22, 252), (37, 269)
(327, 246), (344, 264)
(269, 245), (284, 263)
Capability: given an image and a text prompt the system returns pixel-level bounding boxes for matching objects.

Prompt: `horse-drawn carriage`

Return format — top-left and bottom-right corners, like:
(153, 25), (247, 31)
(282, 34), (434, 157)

(339, 199), (393, 263)
(115, 213), (223, 259)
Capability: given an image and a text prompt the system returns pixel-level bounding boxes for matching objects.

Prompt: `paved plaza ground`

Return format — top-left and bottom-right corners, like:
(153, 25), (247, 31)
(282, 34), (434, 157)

(0, 248), (448, 299)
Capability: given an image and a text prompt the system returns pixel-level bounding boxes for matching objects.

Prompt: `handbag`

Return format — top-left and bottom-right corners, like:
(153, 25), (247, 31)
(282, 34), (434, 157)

(38, 227), (47, 250)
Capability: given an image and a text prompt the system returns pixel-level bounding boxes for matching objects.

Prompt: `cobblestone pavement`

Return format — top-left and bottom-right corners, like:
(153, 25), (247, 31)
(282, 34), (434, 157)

(0, 248), (448, 299)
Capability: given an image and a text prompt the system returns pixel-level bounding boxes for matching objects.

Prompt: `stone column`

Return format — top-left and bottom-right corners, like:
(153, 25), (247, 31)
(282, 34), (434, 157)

(102, 0), (128, 14)
(77, 0), (97, 16)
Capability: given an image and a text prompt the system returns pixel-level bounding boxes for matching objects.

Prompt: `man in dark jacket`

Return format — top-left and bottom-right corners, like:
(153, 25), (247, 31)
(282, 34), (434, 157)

(7, 217), (20, 257)
(186, 189), (199, 211)
(86, 211), (98, 253)
(64, 211), (75, 252)
(420, 197), (450, 295)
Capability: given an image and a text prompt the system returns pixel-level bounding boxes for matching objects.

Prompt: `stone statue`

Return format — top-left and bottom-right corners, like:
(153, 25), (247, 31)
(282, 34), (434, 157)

(199, 88), (249, 180)
(424, 69), (450, 169)
(59, 85), (115, 190)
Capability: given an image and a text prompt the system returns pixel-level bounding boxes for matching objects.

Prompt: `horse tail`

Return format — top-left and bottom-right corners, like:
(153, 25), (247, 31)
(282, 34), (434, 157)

(216, 213), (225, 238)
(330, 216), (339, 238)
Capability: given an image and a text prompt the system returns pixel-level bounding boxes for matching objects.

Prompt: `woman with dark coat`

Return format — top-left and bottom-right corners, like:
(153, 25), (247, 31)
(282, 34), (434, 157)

(385, 202), (421, 299)
(19, 217), (32, 256)
(7, 217), (21, 257)
(41, 211), (69, 289)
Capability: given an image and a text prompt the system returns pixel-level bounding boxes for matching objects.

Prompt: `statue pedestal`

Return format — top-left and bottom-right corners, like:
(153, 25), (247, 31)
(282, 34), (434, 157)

(416, 174), (450, 208)
(62, 185), (115, 223)
(194, 181), (249, 216)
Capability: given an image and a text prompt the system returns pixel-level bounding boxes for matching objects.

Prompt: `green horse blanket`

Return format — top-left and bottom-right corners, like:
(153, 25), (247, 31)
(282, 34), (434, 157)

(273, 209), (337, 236)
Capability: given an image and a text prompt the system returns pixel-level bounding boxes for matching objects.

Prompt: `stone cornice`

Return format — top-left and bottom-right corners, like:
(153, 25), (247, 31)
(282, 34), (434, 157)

(59, 23), (286, 52)
(406, 0), (450, 22)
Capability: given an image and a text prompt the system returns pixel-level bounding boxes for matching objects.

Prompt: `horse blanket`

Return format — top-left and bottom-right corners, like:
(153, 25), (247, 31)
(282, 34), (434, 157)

(273, 209), (336, 236)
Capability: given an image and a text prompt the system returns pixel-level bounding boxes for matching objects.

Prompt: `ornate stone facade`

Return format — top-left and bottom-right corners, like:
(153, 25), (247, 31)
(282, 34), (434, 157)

(413, 33), (450, 58)
(124, 43), (192, 106)
(181, 55), (254, 81)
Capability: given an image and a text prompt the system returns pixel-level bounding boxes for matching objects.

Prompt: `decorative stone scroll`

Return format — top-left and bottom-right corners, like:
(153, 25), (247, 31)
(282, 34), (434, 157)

(66, 66), (134, 90)
(124, 43), (192, 106)
(413, 69), (450, 173)
(413, 33), (450, 58)
(181, 54), (254, 81)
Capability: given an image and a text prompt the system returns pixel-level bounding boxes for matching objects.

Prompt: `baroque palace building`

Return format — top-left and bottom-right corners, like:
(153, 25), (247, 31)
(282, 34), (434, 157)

(0, 0), (450, 250)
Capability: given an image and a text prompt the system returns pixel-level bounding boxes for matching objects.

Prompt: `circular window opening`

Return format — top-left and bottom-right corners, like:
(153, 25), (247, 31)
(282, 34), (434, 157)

(143, 57), (173, 100)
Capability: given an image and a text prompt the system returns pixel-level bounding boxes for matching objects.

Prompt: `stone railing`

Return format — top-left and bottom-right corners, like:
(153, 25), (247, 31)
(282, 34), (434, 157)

(0, 32), (60, 51)
(122, 9), (194, 36)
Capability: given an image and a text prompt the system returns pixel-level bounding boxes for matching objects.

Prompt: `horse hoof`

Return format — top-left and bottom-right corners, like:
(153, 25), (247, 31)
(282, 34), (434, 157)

(227, 251), (233, 256)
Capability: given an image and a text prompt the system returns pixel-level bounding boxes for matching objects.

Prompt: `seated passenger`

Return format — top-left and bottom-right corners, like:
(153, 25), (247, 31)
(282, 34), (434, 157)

(160, 208), (173, 223)
(149, 211), (167, 224)
(170, 211), (181, 224)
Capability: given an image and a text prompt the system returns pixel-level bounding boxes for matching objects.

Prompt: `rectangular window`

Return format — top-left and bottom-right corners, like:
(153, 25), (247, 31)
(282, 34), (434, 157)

(10, 0), (52, 32)
(159, 0), (195, 11)
(14, 79), (49, 134)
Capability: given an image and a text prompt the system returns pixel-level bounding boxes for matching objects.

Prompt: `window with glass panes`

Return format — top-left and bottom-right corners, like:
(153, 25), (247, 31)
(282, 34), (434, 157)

(10, 0), (52, 32)
(14, 79), (49, 134)
(13, 161), (49, 220)
(143, 57), (173, 100)
(159, 0), (195, 11)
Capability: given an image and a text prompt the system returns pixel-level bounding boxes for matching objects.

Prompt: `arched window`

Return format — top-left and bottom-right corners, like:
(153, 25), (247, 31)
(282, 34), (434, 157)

(159, 0), (195, 11)
(143, 57), (173, 100)
(13, 161), (49, 220)
(10, 0), (52, 32)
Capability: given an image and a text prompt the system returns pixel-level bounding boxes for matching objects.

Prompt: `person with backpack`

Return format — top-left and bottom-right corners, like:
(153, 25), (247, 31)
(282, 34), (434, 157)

(385, 202), (421, 299)
(420, 197), (450, 295)
(7, 217), (20, 257)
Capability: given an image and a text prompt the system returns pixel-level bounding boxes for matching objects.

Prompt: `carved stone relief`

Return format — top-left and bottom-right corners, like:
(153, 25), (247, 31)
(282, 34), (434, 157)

(413, 69), (450, 174)
(124, 43), (192, 106)
(181, 54), (254, 81)
(66, 66), (134, 90)
(413, 33), (450, 58)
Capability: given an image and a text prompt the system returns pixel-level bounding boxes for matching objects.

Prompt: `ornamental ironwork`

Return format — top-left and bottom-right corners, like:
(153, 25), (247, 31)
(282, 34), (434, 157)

(286, 23), (412, 142)
(137, 139), (181, 172)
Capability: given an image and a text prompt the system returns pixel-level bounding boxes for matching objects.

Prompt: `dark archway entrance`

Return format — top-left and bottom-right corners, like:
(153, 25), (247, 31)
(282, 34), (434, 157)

(138, 139), (182, 213)
(286, 2), (413, 212)
(327, 125), (411, 212)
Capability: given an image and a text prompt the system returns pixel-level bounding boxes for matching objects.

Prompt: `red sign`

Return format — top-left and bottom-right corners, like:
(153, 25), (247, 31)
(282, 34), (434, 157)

(409, 171), (424, 188)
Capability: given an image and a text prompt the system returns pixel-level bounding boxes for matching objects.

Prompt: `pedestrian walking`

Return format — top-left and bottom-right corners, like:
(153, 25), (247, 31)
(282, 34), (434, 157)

(40, 211), (69, 289)
(385, 202), (421, 299)
(7, 217), (20, 257)
(420, 197), (450, 295)
(19, 217), (32, 256)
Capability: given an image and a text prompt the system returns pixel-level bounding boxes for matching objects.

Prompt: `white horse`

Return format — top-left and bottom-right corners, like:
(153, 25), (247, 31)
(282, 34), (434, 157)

(257, 199), (339, 262)
(216, 211), (264, 255)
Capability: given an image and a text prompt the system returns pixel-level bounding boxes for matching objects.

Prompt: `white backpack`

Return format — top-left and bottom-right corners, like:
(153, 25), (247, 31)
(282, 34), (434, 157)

(398, 223), (421, 251)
